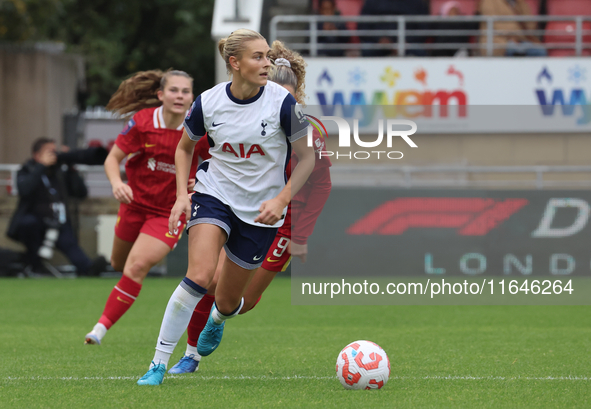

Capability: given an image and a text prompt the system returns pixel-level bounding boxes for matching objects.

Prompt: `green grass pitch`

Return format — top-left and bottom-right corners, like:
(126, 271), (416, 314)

(0, 277), (589, 408)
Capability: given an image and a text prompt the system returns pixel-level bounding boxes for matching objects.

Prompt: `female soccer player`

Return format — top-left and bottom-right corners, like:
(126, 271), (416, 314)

(137, 29), (315, 385)
(84, 70), (211, 345)
(167, 41), (332, 374)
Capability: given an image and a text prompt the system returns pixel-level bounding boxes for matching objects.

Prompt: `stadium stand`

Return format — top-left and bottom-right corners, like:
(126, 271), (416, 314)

(430, 0), (478, 15)
(547, 0), (591, 16)
(545, 20), (591, 56)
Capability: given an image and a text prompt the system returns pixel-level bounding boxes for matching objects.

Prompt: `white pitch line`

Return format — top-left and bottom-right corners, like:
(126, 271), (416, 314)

(3, 375), (590, 382)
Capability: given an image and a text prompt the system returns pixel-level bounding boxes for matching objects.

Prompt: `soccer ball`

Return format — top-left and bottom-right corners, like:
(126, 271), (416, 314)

(336, 340), (390, 390)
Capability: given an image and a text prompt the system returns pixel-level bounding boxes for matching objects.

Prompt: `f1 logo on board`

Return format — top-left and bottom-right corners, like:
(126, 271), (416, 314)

(347, 197), (591, 237)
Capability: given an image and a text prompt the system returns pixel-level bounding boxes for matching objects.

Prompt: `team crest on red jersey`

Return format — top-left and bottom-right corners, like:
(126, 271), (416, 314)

(121, 118), (136, 135)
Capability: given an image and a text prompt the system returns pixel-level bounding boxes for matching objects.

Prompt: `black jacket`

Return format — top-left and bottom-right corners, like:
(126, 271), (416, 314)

(6, 159), (87, 240)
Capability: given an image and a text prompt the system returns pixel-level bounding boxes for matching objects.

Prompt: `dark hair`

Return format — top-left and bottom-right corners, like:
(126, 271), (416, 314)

(106, 69), (193, 116)
(32, 137), (55, 154)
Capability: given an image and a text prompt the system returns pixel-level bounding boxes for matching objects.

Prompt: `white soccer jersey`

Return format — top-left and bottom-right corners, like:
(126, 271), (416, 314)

(184, 81), (308, 228)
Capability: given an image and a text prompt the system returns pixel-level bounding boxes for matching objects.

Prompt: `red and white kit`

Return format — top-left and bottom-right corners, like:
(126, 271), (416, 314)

(262, 128), (332, 272)
(114, 106), (211, 248)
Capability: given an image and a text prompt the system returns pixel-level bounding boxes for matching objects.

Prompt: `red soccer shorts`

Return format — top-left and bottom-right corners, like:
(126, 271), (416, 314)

(261, 235), (292, 272)
(114, 204), (184, 250)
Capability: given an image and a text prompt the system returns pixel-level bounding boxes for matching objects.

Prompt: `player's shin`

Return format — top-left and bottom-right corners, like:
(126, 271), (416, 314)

(152, 277), (207, 367)
(187, 294), (215, 347)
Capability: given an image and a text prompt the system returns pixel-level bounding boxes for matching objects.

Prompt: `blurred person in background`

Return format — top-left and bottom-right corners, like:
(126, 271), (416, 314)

(6, 138), (107, 276)
(317, 0), (349, 57)
(479, 0), (547, 56)
(432, 1), (479, 57)
(359, 0), (430, 57)
(84, 69), (211, 346)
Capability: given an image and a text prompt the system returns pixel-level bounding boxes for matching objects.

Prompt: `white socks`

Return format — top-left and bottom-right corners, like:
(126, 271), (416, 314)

(211, 298), (244, 324)
(185, 345), (201, 360)
(153, 278), (207, 368)
(92, 323), (107, 341)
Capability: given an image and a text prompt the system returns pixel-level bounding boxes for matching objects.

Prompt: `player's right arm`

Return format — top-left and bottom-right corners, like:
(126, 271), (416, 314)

(169, 129), (199, 234)
(104, 144), (133, 204)
(170, 97), (205, 232)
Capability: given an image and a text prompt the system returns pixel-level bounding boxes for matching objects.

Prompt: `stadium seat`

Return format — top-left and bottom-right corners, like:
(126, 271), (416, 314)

(545, 21), (591, 55)
(335, 0), (363, 33)
(335, 0), (363, 16)
(545, 21), (591, 43)
(312, 0), (363, 15)
(524, 0), (540, 14)
(548, 0), (591, 16)
(548, 49), (591, 57)
(430, 0), (477, 15)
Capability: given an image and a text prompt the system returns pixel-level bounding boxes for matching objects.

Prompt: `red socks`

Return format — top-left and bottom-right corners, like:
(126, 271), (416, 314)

(187, 294), (215, 347)
(185, 294), (262, 346)
(98, 275), (142, 329)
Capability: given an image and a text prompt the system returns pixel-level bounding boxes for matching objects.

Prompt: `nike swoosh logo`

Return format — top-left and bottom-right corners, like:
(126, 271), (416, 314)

(211, 122), (224, 127)
(165, 233), (176, 239)
(266, 257), (280, 263)
(160, 341), (172, 346)
(253, 255), (262, 261)
(117, 296), (130, 304)
(144, 143), (156, 148)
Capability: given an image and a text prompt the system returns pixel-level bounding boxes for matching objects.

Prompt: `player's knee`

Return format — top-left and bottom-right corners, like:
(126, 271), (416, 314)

(215, 298), (240, 316)
(123, 259), (151, 281)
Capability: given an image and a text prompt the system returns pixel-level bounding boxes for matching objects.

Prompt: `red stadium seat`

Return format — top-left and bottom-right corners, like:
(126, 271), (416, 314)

(335, 0), (363, 33)
(430, 0), (477, 15)
(524, 0), (540, 14)
(335, 0), (363, 16)
(312, 0), (363, 15)
(312, 0), (363, 39)
(545, 21), (591, 56)
(548, 0), (591, 16)
(548, 49), (591, 56)
(87, 139), (105, 148)
(545, 21), (591, 43)
(430, 0), (537, 15)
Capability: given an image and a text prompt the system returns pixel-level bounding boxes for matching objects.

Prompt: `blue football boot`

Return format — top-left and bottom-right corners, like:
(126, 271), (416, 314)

(197, 316), (225, 356)
(168, 354), (200, 374)
(137, 362), (166, 385)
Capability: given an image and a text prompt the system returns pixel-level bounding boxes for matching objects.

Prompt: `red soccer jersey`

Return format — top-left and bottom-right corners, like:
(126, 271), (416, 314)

(277, 128), (332, 241)
(115, 106), (211, 217)
(287, 127), (331, 180)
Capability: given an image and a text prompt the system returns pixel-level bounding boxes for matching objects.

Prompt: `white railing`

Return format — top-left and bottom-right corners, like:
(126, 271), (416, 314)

(2, 164), (591, 193)
(329, 165), (591, 189)
(270, 15), (591, 56)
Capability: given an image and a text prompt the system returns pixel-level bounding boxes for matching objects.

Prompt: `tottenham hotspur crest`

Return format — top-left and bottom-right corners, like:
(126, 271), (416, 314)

(261, 120), (268, 136)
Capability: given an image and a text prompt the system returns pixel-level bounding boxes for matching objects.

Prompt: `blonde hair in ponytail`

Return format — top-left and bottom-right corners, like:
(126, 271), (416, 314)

(106, 69), (193, 116)
(268, 40), (307, 104)
(218, 29), (267, 75)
